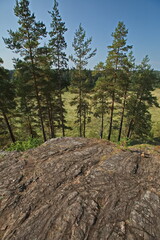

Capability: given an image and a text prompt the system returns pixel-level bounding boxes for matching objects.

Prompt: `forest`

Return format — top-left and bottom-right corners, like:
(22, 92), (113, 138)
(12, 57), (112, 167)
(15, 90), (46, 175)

(0, 0), (160, 150)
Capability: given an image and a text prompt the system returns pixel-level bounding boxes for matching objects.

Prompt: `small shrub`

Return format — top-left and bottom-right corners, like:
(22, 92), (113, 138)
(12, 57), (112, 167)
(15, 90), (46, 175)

(116, 138), (132, 148)
(6, 138), (42, 152)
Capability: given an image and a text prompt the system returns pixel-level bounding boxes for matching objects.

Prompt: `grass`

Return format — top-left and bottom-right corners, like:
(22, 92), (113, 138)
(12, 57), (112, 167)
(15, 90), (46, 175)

(62, 91), (110, 139)
(62, 92), (78, 137)
(61, 88), (160, 144)
(4, 88), (160, 151)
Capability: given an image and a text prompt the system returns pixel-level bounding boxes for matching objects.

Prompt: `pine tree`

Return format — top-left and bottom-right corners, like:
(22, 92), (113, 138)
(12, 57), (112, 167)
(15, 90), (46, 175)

(35, 46), (59, 138)
(126, 56), (159, 140)
(3, 0), (47, 141)
(49, 0), (68, 137)
(106, 21), (132, 141)
(92, 76), (109, 139)
(70, 24), (96, 137)
(117, 51), (135, 141)
(13, 59), (37, 139)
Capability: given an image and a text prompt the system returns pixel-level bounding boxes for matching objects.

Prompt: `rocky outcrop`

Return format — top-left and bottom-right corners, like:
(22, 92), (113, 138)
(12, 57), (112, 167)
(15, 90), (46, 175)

(0, 137), (160, 240)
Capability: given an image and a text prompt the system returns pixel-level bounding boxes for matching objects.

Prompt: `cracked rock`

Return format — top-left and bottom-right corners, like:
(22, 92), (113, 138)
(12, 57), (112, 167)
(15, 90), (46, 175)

(0, 137), (160, 240)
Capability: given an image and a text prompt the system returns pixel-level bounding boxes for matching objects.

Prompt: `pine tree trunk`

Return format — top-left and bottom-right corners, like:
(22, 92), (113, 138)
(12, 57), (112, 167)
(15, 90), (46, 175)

(83, 104), (86, 138)
(59, 90), (65, 137)
(2, 111), (16, 143)
(118, 90), (127, 142)
(34, 80), (47, 142)
(57, 57), (65, 137)
(100, 111), (104, 139)
(127, 92), (143, 139)
(24, 102), (34, 139)
(127, 119), (134, 139)
(27, 116), (34, 139)
(50, 109), (55, 139)
(107, 58), (118, 141)
(108, 91), (115, 141)
(79, 84), (82, 137)
(99, 98), (104, 139)
(29, 48), (47, 142)
(47, 98), (55, 138)
(29, 50), (46, 141)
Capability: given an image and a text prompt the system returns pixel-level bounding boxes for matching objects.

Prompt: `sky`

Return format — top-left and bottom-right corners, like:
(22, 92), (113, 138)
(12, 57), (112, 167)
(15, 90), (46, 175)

(0, 0), (160, 70)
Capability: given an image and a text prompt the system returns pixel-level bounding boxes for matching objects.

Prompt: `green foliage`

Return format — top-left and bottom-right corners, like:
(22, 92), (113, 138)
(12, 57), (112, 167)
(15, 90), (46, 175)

(3, 0), (48, 142)
(92, 77), (109, 138)
(1, 5), (160, 148)
(0, 64), (16, 111)
(155, 71), (160, 87)
(6, 138), (42, 152)
(105, 21), (132, 141)
(69, 24), (96, 137)
(0, 59), (16, 143)
(70, 24), (96, 70)
(13, 59), (38, 139)
(107, 21), (132, 69)
(3, 0), (47, 57)
(126, 56), (159, 140)
(115, 138), (132, 150)
(49, 0), (68, 69)
(48, 0), (68, 136)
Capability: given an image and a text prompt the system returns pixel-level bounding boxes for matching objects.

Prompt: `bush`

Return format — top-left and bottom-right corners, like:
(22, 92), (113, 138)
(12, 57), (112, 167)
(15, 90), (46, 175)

(116, 138), (132, 148)
(6, 138), (42, 152)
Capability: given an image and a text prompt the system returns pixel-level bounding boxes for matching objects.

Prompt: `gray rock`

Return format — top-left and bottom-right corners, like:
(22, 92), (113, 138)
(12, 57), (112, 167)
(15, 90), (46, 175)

(0, 137), (160, 240)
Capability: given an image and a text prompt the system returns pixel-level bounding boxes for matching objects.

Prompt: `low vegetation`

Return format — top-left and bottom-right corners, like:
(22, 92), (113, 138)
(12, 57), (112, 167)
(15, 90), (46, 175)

(6, 138), (42, 152)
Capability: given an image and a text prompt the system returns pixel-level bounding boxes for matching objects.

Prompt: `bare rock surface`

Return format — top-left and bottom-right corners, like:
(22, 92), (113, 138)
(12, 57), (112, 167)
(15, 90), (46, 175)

(0, 137), (160, 240)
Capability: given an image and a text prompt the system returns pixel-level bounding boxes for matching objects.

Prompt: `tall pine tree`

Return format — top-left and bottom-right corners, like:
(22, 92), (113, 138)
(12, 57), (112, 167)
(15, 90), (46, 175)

(3, 0), (47, 141)
(117, 51), (135, 141)
(126, 56), (159, 140)
(106, 21), (132, 141)
(70, 24), (96, 137)
(92, 76), (109, 139)
(49, 0), (68, 137)
(13, 59), (37, 139)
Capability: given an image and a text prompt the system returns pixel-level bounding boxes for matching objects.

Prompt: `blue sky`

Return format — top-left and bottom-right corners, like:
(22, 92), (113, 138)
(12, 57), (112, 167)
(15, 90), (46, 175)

(1, 0), (160, 70)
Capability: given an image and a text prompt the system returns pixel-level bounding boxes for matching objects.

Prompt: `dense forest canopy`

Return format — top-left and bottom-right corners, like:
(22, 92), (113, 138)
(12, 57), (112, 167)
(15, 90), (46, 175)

(0, 0), (160, 149)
